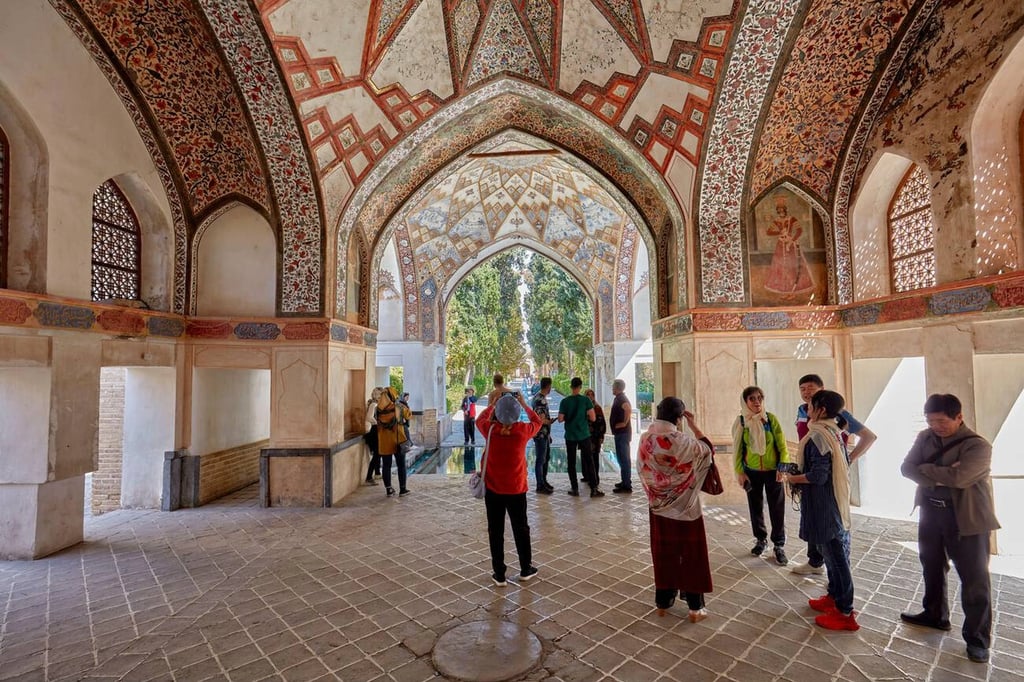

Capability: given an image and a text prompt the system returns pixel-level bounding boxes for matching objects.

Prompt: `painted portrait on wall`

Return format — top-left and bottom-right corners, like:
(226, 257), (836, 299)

(748, 188), (828, 306)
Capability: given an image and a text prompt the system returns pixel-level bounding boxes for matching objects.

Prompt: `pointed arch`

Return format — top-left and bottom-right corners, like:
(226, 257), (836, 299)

(850, 151), (918, 300)
(0, 81), (48, 294)
(334, 79), (686, 322)
(970, 30), (1024, 275)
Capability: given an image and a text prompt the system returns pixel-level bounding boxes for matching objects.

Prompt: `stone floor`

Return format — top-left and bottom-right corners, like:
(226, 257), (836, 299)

(2, 475), (1022, 682)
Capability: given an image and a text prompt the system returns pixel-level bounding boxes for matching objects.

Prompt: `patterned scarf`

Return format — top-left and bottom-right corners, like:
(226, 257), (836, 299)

(638, 419), (710, 517)
(794, 420), (851, 530)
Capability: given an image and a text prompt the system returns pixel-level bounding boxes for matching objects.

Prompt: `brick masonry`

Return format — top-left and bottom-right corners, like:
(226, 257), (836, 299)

(198, 440), (269, 506)
(93, 367), (125, 515)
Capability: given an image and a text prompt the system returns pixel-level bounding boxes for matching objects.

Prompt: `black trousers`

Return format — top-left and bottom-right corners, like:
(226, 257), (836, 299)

(381, 453), (407, 491)
(918, 501), (992, 649)
(485, 491), (531, 579)
(464, 417), (476, 443)
(566, 438), (595, 491)
(744, 468), (786, 546)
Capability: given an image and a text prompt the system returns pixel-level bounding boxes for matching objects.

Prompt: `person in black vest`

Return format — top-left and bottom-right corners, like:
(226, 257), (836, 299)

(531, 377), (555, 494)
(900, 394), (1000, 664)
(610, 379), (633, 493)
(461, 387), (477, 445)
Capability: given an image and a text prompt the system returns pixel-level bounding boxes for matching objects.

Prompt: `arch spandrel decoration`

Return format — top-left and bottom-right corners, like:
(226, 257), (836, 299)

(335, 79), (686, 322)
(368, 129), (657, 343)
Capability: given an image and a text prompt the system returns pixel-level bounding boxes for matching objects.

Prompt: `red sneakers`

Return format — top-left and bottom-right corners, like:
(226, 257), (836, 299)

(815, 610), (860, 631)
(808, 594), (836, 612)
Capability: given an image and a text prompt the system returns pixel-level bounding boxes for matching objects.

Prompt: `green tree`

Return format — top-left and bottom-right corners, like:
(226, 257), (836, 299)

(524, 253), (593, 379)
(444, 250), (528, 406)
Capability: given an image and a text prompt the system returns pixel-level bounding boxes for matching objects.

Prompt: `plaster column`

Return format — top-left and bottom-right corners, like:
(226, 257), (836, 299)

(594, 339), (649, 419)
(0, 333), (100, 559)
(931, 172), (979, 283)
(922, 323), (977, 425)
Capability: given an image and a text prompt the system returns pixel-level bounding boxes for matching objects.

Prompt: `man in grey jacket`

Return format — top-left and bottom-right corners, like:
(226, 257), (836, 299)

(900, 393), (1000, 664)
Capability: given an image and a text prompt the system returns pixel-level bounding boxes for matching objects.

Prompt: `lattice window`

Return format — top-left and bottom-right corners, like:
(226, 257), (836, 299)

(888, 165), (936, 293)
(1, 126), (8, 287)
(91, 180), (141, 301)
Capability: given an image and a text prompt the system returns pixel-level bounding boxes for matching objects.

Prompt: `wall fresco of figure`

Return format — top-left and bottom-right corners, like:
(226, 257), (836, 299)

(749, 189), (828, 306)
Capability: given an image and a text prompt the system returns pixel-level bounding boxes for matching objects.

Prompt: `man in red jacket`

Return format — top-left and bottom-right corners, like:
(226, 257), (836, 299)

(477, 392), (542, 586)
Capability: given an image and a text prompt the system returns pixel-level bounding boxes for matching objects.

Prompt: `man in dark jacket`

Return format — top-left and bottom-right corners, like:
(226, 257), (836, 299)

(900, 394), (1000, 664)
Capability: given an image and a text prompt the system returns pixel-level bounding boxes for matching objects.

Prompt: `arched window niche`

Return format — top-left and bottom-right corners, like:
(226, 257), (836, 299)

(888, 165), (937, 293)
(91, 179), (142, 303)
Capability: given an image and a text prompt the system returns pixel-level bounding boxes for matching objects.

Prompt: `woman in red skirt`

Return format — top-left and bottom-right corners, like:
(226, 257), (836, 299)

(638, 397), (715, 622)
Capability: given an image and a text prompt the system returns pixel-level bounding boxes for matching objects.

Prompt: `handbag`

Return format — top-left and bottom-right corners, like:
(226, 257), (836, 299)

(467, 427), (493, 500)
(701, 449), (725, 496)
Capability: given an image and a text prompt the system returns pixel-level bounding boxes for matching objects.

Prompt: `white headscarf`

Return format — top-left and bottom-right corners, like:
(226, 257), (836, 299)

(794, 420), (851, 530)
(733, 400), (768, 458)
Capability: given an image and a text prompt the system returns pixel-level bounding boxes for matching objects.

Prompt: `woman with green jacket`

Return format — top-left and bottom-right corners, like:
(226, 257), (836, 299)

(732, 386), (791, 565)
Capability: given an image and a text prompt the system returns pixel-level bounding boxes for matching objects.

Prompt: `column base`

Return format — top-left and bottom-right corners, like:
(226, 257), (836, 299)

(0, 477), (84, 559)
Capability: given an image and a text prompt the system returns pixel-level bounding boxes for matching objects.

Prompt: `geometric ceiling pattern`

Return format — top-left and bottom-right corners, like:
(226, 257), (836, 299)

(380, 131), (648, 342)
(403, 141), (632, 292)
(260, 0), (737, 186)
(47, 0), (960, 318)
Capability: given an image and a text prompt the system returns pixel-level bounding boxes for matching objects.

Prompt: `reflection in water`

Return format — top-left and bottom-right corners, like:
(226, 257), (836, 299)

(409, 444), (621, 479)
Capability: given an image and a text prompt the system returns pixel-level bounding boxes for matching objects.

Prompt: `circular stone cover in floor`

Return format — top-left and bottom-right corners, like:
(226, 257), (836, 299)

(432, 620), (542, 682)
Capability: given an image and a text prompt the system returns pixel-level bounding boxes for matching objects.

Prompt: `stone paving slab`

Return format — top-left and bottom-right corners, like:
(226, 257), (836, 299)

(1, 477), (1022, 681)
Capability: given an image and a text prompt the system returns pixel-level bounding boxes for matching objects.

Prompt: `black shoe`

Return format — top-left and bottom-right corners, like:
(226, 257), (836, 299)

(543, 483), (554, 492)
(568, 489), (580, 497)
(612, 485), (632, 493)
(491, 575), (507, 587)
(520, 566), (539, 582)
(399, 489), (410, 496)
(773, 546), (788, 565)
(535, 487), (553, 495)
(590, 489), (605, 498)
(900, 611), (952, 631)
(364, 478), (377, 486)
(751, 540), (767, 556)
(386, 487), (395, 497)
(966, 645), (989, 663)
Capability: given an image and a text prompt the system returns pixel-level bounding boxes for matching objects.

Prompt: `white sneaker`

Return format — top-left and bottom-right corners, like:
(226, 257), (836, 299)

(791, 561), (825, 576)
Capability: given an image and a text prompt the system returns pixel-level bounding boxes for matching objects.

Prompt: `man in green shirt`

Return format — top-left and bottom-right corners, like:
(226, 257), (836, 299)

(558, 377), (602, 497)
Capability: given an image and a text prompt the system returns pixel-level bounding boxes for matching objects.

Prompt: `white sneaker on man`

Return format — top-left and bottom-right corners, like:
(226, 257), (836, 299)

(790, 561), (825, 576)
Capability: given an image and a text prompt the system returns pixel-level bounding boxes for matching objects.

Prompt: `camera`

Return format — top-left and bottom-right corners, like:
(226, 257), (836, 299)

(777, 463), (800, 476)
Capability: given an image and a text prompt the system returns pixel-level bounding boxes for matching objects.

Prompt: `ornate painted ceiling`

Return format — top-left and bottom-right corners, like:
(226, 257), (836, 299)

(47, 0), (947, 316)
(260, 0), (736, 189)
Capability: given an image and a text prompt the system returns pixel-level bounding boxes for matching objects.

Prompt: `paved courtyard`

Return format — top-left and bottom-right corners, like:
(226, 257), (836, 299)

(2, 474), (1022, 681)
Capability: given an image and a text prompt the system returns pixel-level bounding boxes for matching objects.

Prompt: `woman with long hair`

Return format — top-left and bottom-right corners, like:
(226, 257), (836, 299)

(638, 397), (714, 622)
(732, 386), (790, 565)
(476, 392), (542, 586)
(784, 389), (859, 631)
(363, 387), (383, 485)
